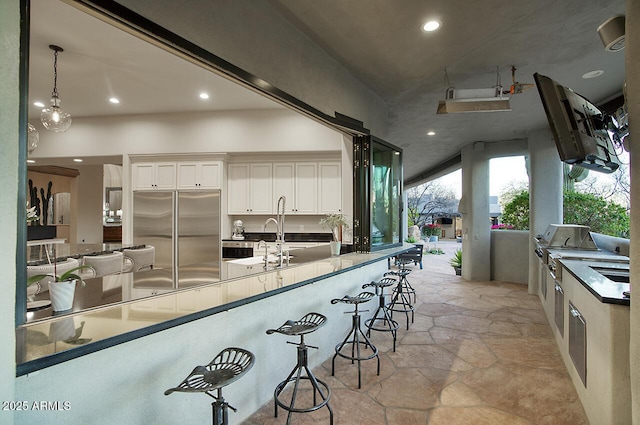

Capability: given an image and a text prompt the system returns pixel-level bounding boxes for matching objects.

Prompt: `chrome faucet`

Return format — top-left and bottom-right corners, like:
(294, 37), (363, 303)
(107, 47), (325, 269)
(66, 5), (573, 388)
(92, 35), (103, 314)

(263, 196), (288, 267)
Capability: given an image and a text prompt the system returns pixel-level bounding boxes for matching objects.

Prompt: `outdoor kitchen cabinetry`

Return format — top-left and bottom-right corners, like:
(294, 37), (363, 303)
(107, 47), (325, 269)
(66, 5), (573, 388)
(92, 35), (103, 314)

(228, 163), (273, 214)
(132, 162), (176, 190)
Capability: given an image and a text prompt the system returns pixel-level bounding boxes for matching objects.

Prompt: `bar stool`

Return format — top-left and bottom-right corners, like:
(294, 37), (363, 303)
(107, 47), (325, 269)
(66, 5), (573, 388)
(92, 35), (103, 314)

(385, 257), (417, 302)
(385, 261), (415, 330)
(362, 277), (400, 352)
(331, 291), (379, 389)
(164, 347), (255, 425)
(267, 312), (333, 425)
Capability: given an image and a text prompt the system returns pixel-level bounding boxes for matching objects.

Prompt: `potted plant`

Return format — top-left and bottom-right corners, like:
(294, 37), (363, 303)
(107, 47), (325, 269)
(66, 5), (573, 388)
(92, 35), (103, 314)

(319, 213), (350, 256)
(422, 223), (442, 242)
(450, 249), (462, 276)
(28, 265), (91, 312)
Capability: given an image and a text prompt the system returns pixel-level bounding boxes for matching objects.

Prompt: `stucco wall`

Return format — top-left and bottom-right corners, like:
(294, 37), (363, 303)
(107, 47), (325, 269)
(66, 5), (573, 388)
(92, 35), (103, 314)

(490, 230), (529, 284)
(15, 261), (387, 425)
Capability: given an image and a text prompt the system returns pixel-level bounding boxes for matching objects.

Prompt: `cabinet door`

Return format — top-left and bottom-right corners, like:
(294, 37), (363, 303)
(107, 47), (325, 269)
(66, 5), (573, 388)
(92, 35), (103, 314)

(273, 163), (295, 213)
(198, 162), (221, 189)
(295, 163), (318, 214)
(249, 164), (273, 214)
(176, 163), (198, 189)
(132, 164), (156, 190)
(318, 162), (342, 213)
(228, 164), (250, 213)
(154, 163), (177, 189)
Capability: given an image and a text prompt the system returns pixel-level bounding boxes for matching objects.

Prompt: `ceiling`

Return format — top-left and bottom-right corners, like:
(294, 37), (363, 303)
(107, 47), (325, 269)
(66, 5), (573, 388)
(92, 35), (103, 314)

(29, 0), (626, 184)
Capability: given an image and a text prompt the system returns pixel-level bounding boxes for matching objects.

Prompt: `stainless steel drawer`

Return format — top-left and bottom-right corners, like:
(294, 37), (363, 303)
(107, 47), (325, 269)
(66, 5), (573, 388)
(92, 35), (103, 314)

(569, 302), (587, 387)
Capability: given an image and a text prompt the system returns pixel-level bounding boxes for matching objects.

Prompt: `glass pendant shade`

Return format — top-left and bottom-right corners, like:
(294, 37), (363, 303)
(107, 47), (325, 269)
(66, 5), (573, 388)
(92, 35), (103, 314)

(27, 123), (39, 153)
(41, 45), (72, 132)
(41, 95), (72, 132)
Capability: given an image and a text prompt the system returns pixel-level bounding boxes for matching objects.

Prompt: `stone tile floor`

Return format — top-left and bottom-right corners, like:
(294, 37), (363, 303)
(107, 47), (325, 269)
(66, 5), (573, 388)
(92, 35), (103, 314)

(243, 240), (588, 425)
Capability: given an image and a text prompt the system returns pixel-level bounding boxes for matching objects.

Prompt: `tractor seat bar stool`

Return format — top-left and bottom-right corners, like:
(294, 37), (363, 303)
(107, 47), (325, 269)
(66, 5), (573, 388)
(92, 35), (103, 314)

(164, 347), (255, 425)
(266, 312), (333, 425)
(362, 277), (400, 352)
(331, 291), (379, 389)
(385, 267), (415, 330)
(385, 257), (416, 302)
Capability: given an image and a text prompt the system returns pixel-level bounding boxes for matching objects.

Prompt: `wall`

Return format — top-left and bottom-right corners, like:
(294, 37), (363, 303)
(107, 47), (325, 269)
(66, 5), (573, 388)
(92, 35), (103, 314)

(116, 0), (389, 138)
(0, 1), (19, 423)
(30, 109), (345, 160)
(74, 165), (104, 244)
(490, 230), (529, 284)
(14, 261), (388, 425)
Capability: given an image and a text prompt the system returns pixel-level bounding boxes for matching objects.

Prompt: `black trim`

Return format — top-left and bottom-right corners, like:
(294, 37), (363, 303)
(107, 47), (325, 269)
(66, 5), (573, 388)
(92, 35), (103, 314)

(16, 249), (407, 376)
(71, 0), (369, 137)
(405, 153), (462, 187)
(15, 0), (30, 327)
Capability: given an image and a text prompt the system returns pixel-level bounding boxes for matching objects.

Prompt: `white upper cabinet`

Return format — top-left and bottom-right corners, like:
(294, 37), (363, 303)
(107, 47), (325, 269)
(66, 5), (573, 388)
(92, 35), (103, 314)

(132, 162), (176, 190)
(228, 163), (273, 214)
(318, 162), (342, 213)
(294, 163), (318, 214)
(273, 162), (317, 214)
(177, 161), (222, 189)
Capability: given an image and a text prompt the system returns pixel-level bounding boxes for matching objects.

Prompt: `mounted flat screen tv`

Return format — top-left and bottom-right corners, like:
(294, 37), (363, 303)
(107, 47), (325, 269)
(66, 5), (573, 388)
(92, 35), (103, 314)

(534, 73), (621, 174)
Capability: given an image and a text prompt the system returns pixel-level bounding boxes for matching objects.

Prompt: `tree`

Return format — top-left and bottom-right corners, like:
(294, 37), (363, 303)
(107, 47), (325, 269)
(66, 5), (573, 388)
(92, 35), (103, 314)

(406, 181), (457, 229)
(500, 189), (630, 237)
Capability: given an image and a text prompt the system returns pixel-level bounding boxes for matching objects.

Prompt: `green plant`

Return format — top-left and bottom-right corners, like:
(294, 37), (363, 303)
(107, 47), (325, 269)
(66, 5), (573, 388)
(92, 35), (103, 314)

(319, 214), (350, 242)
(422, 223), (442, 237)
(449, 249), (462, 268)
(405, 236), (417, 243)
(27, 265), (91, 287)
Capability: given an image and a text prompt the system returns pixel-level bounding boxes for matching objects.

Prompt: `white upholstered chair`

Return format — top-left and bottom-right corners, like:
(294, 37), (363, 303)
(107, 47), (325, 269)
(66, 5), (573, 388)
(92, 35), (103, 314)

(123, 246), (155, 273)
(27, 257), (81, 294)
(82, 251), (125, 278)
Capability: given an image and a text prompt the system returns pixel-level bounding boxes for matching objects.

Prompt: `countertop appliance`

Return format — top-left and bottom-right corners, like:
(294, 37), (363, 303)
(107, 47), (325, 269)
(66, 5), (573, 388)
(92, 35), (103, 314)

(232, 219), (245, 240)
(133, 190), (221, 287)
(222, 240), (254, 260)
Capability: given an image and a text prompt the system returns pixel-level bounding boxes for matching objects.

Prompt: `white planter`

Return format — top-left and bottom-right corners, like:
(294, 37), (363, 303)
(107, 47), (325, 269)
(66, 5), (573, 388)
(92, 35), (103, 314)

(48, 279), (77, 312)
(330, 241), (341, 256)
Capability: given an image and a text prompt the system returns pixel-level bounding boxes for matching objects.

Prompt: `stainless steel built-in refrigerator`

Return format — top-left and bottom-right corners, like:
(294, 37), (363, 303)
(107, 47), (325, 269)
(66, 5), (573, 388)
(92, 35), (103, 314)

(133, 190), (221, 287)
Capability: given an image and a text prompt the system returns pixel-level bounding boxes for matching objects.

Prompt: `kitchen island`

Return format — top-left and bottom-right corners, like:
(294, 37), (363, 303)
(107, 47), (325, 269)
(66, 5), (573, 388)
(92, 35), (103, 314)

(17, 244), (411, 374)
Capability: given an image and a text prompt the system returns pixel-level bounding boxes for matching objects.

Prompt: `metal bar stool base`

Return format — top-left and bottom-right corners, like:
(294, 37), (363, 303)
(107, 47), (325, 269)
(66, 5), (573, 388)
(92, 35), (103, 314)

(267, 313), (333, 425)
(331, 292), (379, 389)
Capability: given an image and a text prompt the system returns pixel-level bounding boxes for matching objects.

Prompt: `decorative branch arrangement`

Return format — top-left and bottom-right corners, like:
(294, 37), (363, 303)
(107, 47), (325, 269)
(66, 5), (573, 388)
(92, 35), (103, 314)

(27, 179), (53, 225)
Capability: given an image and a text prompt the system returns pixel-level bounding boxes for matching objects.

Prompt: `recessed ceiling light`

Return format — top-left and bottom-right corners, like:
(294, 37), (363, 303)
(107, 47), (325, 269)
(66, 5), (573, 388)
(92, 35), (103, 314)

(73, 158), (83, 163)
(27, 159), (36, 164)
(582, 70), (604, 79)
(199, 93), (210, 100)
(109, 97), (120, 104)
(422, 20), (441, 32)
(427, 131), (436, 136)
(33, 101), (45, 108)
(394, 151), (400, 156)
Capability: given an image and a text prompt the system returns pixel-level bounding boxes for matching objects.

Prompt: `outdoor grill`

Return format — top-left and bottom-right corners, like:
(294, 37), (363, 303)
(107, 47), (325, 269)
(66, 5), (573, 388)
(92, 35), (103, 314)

(534, 224), (599, 265)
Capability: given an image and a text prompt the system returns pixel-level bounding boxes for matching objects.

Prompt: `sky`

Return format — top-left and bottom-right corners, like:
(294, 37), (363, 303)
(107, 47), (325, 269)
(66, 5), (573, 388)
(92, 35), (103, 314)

(435, 156), (529, 198)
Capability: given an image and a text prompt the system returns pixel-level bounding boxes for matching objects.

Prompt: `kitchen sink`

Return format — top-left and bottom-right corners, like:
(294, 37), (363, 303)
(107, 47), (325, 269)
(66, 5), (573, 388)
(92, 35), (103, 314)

(591, 266), (630, 284)
(226, 255), (293, 266)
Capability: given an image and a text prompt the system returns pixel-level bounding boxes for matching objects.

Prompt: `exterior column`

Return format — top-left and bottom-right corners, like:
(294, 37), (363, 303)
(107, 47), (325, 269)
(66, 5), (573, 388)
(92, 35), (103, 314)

(460, 142), (490, 281)
(527, 128), (563, 294)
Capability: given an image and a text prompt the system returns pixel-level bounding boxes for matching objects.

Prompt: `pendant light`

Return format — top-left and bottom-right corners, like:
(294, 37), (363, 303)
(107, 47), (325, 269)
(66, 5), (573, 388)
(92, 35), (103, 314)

(40, 45), (72, 132)
(27, 123), (39, 154)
